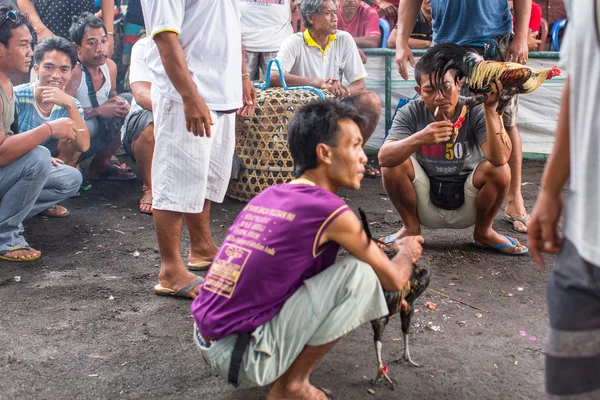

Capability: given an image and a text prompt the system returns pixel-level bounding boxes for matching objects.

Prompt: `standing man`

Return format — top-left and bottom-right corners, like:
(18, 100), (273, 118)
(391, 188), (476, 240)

(528, 0), (600, 397)
(141, 0), (256, 298)
(394, 0), (532, 233)
(239, 0), (295, 81)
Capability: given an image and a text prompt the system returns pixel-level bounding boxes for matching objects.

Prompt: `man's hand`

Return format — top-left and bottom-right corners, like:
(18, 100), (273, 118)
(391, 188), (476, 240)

(48, 117), (78, 141)
(321, 78), (350, 99)
(527, 30), (542, 51)
(397, 235), (425, 263)
(51, 157), (64, 166)
(528, 190), (564, 266)
(396, 42), (415, 80)
(183, 95), (214, 137)
(358, 48), (367, 64)
(37, 86), (76, 110)
(238, 76), (257, 117)
(375, 1), (398, 22)
(416, 121), (453, 144)
(97, 96), (130, 119)
(506, 35), (530, 64)
(483, 80), (502, 109)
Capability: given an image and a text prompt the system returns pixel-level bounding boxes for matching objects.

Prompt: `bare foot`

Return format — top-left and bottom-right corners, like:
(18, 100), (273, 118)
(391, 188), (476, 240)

(139, 186), (153, 215)
(505, 199), (529, 233)
(188, 245), (218, 266)
(267, 383), (330, 400)
(0, 247), (41, 261)
(157, 267), (203, 299)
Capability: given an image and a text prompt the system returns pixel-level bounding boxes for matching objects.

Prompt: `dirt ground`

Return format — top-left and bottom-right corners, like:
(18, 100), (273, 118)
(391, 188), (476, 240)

(0, 159), (554, 400)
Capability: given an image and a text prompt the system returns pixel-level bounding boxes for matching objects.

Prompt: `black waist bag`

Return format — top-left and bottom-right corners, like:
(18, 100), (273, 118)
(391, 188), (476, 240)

(429, 175), (469, 210)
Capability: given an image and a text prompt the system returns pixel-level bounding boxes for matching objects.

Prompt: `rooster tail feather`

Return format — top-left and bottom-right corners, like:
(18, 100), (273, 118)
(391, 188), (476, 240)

(426, 43), (471, 93)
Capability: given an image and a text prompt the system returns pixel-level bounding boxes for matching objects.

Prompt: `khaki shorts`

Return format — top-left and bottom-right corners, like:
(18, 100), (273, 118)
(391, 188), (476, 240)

(194, 256), (389, 389)
(411, 157), (480, 229)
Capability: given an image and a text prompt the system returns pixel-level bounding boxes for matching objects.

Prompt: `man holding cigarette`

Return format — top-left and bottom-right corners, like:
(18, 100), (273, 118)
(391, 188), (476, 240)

(377, 46), (527, 256)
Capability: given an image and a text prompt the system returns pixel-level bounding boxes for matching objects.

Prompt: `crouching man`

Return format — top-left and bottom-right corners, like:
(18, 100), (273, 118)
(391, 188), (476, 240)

(378, 45), (527, 256)
(191, 100), (423, 399)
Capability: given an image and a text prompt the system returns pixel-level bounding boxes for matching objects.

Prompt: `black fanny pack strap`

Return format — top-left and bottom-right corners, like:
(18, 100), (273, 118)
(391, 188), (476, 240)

(79, 62), (100, 109)
(228, 333), (251, 388)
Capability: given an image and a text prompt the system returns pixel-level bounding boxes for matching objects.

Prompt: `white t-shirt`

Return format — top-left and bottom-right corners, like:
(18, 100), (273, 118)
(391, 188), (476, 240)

(141, 0), (243, 110)
(239, 0), (293, 52)
(275, 30), (367, 84)
(129, 37), (151, 114)
(560, 0), (600, 265)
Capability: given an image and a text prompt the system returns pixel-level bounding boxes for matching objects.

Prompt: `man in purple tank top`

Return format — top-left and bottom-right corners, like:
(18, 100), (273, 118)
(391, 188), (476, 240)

(191, 100), (424, 399)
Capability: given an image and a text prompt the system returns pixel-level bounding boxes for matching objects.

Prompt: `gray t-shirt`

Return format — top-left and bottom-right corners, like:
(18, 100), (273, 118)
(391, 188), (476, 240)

(386, 97), (487, 183)
(561, 0), (600, 265)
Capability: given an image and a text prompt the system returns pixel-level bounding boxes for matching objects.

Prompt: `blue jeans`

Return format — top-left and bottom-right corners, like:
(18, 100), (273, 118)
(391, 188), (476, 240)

(0, 146), (82, 254)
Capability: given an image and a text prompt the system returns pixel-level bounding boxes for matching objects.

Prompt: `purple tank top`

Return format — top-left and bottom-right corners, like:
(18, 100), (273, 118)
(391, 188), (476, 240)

(191, 180), (351, 339)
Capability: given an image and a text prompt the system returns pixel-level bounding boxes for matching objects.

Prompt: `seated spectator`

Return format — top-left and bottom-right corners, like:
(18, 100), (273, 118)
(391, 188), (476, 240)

(0, 6), (81, 261)
(192, 99), (423, 397)
(509, 1), (543, 51)
(240, 0), (295, 80)
(337, 0), (380, 63)
(273, 0), (382, 177)
(66, 12), (135, 181)
(370, 0), (398, 23)
(535, 0), (566, 27)
(378, 45), (528, 255)
(387, 0), (432, 49)
(15, 37), (90, 168)
(121, 37), (153, 214)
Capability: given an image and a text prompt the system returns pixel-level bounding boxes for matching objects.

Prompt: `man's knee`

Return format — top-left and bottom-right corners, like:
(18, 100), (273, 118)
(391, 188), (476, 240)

(476, 160), (510, 189)
(355, 92), (381, 117)
(139, 123), (155, 144)
(337, 256), (380, 294)
(24, 146), (52, 178)
(381, 157), (414, 184)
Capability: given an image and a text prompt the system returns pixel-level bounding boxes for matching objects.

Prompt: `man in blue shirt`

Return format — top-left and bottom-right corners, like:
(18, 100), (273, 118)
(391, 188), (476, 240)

(394, 0), (532, 234)
(15, 36), (89, 167)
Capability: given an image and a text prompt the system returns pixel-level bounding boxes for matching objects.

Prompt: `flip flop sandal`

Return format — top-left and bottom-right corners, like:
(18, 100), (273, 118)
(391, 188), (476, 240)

(471, 235), (529, 256)
(154, 276), (204, 298)
(377, 233), (400, 256)
(0, 248), (41, 262)
(89, 166), (136, 181)
(364, 164), (382, 179)
(40, 205), (70, 218)
(503, 213), (530, 233)
(187, 261), (212, 271)
(317, 387), (333, 399)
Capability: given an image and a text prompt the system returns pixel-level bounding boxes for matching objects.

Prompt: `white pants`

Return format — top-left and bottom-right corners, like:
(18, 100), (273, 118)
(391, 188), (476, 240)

(151, 88), (235, 213)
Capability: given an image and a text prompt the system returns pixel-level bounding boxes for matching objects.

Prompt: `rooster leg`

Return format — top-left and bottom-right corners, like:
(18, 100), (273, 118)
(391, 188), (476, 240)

(395, 305), (420, 367)
(370, 319), (395, 390)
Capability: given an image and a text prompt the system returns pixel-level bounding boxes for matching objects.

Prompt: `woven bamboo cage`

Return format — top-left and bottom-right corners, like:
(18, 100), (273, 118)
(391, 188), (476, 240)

(227, 61), (334, 202)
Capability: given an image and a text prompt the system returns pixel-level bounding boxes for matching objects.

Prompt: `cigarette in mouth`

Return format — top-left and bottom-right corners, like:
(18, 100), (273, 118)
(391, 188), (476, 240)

(434, 106), (440, 118)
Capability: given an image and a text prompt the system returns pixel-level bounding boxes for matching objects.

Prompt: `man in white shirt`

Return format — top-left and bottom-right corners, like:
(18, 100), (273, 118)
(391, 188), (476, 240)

(528, 0), (600, 397)
(239, 0), (295, 80)
(121, 37), (154, 215)
(141, 0), (256, 299)
(273, 0), (382, 177)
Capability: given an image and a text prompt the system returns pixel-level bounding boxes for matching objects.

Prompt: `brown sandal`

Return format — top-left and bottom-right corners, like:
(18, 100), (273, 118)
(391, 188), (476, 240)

(139, 186), (153, 215)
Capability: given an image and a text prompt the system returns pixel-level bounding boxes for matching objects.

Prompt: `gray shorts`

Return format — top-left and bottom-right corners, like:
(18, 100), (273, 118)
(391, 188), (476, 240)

(194, 256), (389, 389)
(122, 109), (153, 162)
(545, 239), (600, 399)
(411, 157), (479, 229)
(245, 50), (278, 81)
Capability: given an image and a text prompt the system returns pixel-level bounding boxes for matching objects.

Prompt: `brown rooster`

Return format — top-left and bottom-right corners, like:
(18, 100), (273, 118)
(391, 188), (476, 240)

(359, 209), (431, 390)
(430, 43), (561, 149)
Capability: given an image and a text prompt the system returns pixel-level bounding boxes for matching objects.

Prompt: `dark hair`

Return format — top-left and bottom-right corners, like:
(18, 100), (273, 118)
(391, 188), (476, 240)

(288, 99), (364, 177)
(0, 5), (29, 48)
(414, 43), (460, 88)
(34, 36), (78, 68)
(69, 12), (106, 45)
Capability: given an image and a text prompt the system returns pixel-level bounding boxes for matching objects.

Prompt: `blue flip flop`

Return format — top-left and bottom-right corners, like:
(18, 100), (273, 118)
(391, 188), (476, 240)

(377, 233), (400, 256)
(471, 235), (529, 256)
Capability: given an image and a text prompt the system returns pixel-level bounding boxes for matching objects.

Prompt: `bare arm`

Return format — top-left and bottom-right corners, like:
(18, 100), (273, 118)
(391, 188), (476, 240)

(66, 102), (89, 153)
(480, 87), (511, 166)
(506, 0), (532, 63)
(271, 72), (325, 89)
(131, 81), (152, 111)
(17, 0), (51, 38)
(353, 36), (380, 48)
(101, 0), (115, 56)
(379, 137), (420, 168)
(322, 211), (416, 291)
(407, 37), (432, 49)
(346, 78), (367, 97)
(107, 58), (118, 99)
(394, 0), (422, 79)
(0, 124), (52, 166)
